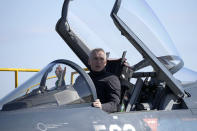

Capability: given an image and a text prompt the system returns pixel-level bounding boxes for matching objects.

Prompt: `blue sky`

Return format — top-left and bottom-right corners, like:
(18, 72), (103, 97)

(147, 0), (197, 71)
(0, 0), (197, 99)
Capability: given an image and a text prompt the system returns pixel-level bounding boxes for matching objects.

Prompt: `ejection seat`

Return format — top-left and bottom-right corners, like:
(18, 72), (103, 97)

(105, 51), (138, 112)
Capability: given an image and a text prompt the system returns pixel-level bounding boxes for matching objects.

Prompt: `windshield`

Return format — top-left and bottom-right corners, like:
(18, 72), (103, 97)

(0, 60), (95, 110)
(67, 0), (180, 68)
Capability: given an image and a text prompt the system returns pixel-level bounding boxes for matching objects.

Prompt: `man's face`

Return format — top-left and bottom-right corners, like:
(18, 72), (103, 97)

(89, 51), (107, 72)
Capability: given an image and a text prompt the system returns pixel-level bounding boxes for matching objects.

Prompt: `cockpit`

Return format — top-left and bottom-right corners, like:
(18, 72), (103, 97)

(56, 0), (197, 112)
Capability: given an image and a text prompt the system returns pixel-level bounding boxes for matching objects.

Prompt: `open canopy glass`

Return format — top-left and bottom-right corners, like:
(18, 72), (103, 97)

(68, 0), (178, 64)
(67, 0), (197, 82)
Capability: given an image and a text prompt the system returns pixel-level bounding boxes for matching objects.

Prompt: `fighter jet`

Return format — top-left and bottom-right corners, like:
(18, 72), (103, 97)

(0, 0), (197, 130)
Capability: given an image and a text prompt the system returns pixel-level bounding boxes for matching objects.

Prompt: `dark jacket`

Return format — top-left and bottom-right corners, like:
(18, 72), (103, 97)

(89, 69), (121, 113)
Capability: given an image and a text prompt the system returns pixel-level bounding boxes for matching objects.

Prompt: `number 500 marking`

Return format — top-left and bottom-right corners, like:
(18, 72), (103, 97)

(94, 124), (136, 131)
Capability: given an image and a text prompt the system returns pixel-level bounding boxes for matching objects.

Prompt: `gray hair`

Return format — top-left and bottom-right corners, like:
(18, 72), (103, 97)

(88, 48), (106, 59)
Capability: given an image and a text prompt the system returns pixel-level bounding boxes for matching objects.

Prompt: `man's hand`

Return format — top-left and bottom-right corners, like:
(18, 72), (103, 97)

(55, 65), (62, 79)
(93, 99), (102, 109)
(55, 65), (66, 79)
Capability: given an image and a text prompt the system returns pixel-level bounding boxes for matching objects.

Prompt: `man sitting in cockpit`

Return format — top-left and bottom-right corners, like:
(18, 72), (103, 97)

(88, 48), (121, 113)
